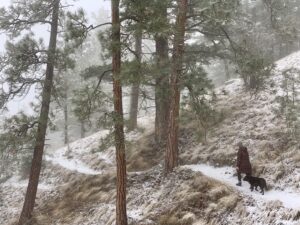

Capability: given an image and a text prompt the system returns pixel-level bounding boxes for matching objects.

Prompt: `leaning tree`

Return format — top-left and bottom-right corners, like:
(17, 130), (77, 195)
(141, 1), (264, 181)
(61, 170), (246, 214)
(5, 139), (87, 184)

(0, 0), (83, 223)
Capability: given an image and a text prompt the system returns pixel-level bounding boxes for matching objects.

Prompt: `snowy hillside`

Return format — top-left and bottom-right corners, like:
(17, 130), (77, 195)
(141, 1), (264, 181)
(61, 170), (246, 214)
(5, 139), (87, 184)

(2, 52), (300, 225)
(182, 54), (300, 191)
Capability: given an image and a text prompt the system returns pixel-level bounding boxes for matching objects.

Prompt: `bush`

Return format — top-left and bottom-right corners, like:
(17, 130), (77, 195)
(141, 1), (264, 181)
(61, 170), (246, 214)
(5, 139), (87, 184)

(237, 54), (274, 92)
(275, 68), (300, 139)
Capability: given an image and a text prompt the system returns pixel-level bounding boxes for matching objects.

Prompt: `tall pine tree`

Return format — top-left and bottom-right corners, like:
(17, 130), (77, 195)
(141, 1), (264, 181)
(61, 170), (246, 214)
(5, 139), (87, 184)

(111, 0), (128, 224)
(165, 0), (188, 173)
(0, 0), (84, 223)
(17, 0), (59, 223)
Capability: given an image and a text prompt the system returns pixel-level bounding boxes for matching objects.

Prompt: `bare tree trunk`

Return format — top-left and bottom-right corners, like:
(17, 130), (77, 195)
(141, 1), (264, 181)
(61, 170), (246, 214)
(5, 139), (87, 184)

(128, 30), (142, 131)
(111, 0), (128, 225)
(165, 0), (188, 174)
(154, 15), (170, 146)
(223, 59), (230, 80)
(64, 96), (69, 145)
(18, 1), (60, 224)
(80, 121), (85, 138)
(279, 42), (284, 58)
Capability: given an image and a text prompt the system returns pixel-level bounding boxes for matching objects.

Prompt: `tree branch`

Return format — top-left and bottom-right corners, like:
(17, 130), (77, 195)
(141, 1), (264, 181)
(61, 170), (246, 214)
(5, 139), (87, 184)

(92, 69), (112, 97)
(8, 19), (52, 26)
(86, 22), (112, 31)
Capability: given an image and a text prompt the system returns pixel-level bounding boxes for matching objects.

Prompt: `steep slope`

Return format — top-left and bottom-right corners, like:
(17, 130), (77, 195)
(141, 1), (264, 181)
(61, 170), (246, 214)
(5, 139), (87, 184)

(182, 51), (300, 191)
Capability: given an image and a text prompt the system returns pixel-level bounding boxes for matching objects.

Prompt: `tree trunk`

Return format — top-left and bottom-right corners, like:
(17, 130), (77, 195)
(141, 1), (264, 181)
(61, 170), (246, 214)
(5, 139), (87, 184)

(279, 42), (284, 58)
(111, 0), (128, 225)
(128, 30), (142, 131)
(223, 59), (230, 80)
(154, 16), (170, 146)
(80, 120), (85, 138)
(18, 0), (60, 224)
(64, 96), (69, 145)
(271, 40), (275, 61)
(165, 0), (188, 174)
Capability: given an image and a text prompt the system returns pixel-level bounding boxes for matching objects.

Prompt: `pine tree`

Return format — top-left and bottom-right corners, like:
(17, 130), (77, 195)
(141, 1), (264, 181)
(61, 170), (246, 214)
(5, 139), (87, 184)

(120, 0), (145, 131)
(111, 0), (128, 224)
(0, 113), (38, 179)
(165, 0), (188, 173)
(17, 0), (60, 223)
(128, 30), (142, 131)
(53, 69), (71, 145)
(122, 0), (172, 145)
(0, 0), (85, 223)
(162, 0), (240, 172)
(276, 68), (300, 139)
(154, 0), (171, 146)
(65, 13), (113, 138)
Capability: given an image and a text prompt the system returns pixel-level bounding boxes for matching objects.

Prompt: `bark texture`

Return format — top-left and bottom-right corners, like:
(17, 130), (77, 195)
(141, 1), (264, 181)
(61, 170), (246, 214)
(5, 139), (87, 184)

(64, 98), (69, 145)
(112, 0), (128, 224)
(18, 0), (60, 224)
(224, 59), (230, 80)
(165, 0), (188, 174)
(154, 33), (170, 146)
(128, 30), (142, 131)
(80, 121), (85, 138)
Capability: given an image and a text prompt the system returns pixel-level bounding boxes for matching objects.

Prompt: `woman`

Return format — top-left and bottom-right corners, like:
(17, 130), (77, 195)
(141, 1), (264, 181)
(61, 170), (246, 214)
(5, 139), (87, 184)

(236, 142), (252, 186)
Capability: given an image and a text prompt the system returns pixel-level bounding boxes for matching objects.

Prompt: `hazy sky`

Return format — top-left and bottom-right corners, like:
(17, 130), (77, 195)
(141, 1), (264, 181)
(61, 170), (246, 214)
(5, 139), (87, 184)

(0, 0), (111, 52)
(0, 0), (111, 115)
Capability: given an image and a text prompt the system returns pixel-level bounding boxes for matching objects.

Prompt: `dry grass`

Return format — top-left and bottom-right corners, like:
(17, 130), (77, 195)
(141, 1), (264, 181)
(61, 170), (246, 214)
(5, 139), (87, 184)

(127, 113), (204, 172)
(207, 151), (236, 167)
(127, 133), (163, 172)
(6, 219), (18, 225)
(159, 213), (195, 225)
(152, 169), (240, 225)
(290, 149), (300, 164)
(12, 167), (242, 225)
(30, 173), (116, 225)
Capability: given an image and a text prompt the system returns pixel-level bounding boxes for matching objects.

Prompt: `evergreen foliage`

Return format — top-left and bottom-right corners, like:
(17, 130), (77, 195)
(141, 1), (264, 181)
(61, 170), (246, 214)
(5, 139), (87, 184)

(1, 0), (300, 223)
(236, 52), (274, 91)
(275, 68), (300, 139)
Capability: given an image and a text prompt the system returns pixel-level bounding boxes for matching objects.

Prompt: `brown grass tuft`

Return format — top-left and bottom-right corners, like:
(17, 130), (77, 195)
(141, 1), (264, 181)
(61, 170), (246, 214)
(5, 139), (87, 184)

(127, 134), (163, 172)
(151, 170), (241, 225)
(159, 214), (181, 225)
(31, 173), (116, 225)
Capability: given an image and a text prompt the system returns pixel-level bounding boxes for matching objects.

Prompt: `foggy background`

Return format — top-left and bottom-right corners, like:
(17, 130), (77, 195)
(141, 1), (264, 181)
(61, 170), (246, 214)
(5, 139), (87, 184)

(0, 0), (110, 115)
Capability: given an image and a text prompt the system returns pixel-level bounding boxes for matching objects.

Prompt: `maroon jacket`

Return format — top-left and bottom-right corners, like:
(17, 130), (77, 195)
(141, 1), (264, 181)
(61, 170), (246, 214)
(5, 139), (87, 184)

(236, 146), (252, 174)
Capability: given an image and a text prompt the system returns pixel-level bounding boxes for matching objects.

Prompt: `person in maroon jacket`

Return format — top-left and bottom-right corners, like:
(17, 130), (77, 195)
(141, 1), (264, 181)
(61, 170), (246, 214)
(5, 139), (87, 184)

(236, 142), (252, 186)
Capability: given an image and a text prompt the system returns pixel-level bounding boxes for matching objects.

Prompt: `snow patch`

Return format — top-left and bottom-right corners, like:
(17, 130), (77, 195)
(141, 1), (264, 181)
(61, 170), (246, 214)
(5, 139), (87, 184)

(44, 130), (111, 175)
(127, 208), (143, 220)
(184, 164), (300, 210)
(2, 176), (52, 190)
(44, 154), (101, 175)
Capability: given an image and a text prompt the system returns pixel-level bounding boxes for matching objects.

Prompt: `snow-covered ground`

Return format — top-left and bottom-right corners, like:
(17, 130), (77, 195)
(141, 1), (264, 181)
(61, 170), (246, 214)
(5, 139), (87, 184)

(2, 51), (300, 225)
(2, 175), (52, 190)
(181, 51), (300, 193)
(0, 113), (155, 225)
(185, 164), (300, 210)
(44, 130), (111, 175)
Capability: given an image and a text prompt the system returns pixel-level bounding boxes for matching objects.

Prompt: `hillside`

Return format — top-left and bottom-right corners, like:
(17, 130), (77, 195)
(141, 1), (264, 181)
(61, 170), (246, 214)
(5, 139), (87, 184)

(1, 52), (300, 225)
(182, 52), (300, 191)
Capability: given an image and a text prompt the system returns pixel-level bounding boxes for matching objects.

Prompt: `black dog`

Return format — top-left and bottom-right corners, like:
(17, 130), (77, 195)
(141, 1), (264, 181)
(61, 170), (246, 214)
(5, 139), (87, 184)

(243, 175), (267, 195)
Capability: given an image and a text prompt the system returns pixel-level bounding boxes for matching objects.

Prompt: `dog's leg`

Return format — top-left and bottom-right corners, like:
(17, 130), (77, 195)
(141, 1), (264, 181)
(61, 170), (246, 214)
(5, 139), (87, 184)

(261, 187), (264, 195)
(250, 185), (254, 192)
